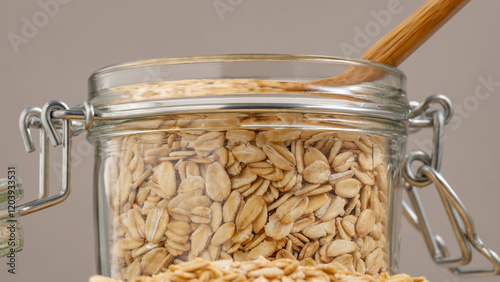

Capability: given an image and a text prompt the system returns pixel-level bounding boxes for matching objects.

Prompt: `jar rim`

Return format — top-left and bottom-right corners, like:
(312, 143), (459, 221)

(89, 54), (403, 85)
(87, 54), (410, 141)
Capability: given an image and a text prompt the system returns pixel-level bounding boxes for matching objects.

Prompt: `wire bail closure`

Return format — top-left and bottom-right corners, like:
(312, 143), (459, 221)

(403, 94), (500, 277)
(0, 100), (74, 220)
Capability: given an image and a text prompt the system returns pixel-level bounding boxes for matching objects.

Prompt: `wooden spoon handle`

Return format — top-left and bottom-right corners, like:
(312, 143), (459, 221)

(362, 0), (470, 67)
(294, 0), (470, 90)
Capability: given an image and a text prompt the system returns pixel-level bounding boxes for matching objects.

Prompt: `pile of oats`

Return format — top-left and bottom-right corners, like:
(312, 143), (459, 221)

(90, 257), (426, 282)
(92, 77), (399, 280)
(104, 118), (390, 280)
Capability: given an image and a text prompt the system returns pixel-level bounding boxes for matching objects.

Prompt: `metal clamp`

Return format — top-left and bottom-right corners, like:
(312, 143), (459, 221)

(403, 95), (500, 277)
(0, 101), (74, 220)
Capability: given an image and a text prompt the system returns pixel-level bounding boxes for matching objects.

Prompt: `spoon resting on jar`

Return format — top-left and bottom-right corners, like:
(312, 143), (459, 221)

(283, 0), (470, 90)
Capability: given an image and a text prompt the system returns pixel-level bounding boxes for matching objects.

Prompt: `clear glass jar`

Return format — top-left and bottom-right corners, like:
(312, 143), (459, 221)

(86, 55), (410, 280)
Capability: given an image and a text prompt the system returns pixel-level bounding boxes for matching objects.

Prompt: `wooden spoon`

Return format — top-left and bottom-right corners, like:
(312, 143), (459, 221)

(285, 0), (470, 91)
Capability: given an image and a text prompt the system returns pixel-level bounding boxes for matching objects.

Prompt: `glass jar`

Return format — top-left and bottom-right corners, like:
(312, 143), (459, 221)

(2, 55), (498, 281)
(86, 55), (409, 279)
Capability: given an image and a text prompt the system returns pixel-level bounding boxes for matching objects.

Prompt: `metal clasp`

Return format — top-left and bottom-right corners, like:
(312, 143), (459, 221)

(403, 95), (500, 277)
(0, 100), (79, 220)
(0, 100), (96, 257)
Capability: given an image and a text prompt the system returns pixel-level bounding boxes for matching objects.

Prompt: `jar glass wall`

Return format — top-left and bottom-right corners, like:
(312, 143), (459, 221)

(87, 55), (409, 280)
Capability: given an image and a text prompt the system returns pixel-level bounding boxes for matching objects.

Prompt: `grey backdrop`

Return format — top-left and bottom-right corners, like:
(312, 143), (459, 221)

(1, 1), (499, 281)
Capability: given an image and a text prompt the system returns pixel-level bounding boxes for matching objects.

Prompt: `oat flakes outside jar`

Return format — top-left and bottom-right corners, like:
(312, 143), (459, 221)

(83, 55), (411, 280)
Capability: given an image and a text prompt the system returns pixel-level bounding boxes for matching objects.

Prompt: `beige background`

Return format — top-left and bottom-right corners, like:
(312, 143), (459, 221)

(1, 1), (500, 281)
